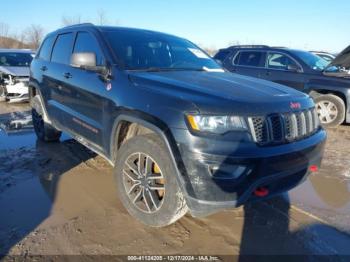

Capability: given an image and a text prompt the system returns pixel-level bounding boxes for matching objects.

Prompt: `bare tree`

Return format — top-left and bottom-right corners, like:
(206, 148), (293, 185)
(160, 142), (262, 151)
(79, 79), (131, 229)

(96, 9), (109, 25)
(228, 40), (241, 47)
(61, 15), (83, 26)
(0, 23), (11, 47)
(11, 32), (26, 48)
(24, 24), (45, 49)
(0, 23), (9, 37)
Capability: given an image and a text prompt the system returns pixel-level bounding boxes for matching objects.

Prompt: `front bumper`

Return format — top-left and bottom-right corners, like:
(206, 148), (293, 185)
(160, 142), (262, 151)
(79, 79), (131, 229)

(5, 82), (29, 102)
(171, 128), (326, 217)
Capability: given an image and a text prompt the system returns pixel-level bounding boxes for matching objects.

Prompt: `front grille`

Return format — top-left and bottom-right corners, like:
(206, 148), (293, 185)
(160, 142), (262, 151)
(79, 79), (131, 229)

(16, 76), (29, 85)
(248, 108), (319, 146)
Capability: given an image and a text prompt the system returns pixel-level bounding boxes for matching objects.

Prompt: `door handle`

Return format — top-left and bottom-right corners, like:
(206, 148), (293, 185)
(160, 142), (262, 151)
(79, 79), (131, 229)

(63, 72), (72, 79)
(40, 66), (48, 71)
(266, 71), (271, 76)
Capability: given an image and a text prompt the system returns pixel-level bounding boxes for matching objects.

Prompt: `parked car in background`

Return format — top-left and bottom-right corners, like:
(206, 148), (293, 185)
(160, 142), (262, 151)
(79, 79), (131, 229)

(214, 45), (350, 127)
(0, 49), (34, 103)
(310, 51), (336, 63)
(29, 24), (326, 227)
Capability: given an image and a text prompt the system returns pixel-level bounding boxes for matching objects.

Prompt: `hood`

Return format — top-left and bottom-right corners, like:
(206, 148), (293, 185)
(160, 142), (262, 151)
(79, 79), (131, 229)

(327, 45), (350, 69)
(0, 66), (30, 77)
(128, 71), (311, 115)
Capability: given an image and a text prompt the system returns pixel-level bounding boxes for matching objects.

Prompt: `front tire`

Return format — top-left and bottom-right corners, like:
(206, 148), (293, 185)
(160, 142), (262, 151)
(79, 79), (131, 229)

(114, 134), (188, 227)
(314, 94), (345, 128)
(31, 95), (62, 142)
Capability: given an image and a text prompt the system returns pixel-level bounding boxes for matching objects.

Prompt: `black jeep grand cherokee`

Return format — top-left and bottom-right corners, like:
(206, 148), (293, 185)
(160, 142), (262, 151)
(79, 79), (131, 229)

(30, 24), (326, 227)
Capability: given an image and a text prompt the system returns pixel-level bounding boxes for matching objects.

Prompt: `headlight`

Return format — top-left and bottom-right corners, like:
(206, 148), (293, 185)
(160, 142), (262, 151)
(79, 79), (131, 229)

(187, 114), (247, 134)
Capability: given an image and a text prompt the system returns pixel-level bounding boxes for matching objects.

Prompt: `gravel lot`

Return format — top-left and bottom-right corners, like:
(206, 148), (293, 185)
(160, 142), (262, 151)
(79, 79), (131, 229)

(0, 102), (350, 260)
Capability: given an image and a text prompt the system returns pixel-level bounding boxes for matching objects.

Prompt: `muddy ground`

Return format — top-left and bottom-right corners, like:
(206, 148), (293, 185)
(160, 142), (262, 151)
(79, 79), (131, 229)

(0, 102), (350, 260)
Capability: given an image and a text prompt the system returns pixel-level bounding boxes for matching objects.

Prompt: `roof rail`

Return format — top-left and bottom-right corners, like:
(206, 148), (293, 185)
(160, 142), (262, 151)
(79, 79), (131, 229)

(61, 23), (95, 29)
(229, 45), (270, 49)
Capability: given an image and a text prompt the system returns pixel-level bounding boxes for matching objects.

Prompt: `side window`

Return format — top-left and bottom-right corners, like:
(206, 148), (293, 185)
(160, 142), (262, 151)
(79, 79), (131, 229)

(267, 52), (299, 71)
(73, 32), (104, 66)
(234, 51), (265, 67)
(38, 35), (55, 61)
(51, 33), (74, 65)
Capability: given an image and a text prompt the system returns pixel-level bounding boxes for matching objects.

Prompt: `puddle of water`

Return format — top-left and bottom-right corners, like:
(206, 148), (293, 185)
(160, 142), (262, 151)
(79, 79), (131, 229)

(289, 170), (350, 232)
(0, 176), (52, 232)
(0, 110), (36, 150)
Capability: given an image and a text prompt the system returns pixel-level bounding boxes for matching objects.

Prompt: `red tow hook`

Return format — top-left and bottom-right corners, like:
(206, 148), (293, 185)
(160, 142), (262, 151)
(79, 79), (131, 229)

(254, 187), (269, 197)
(309, 165), (318, 173)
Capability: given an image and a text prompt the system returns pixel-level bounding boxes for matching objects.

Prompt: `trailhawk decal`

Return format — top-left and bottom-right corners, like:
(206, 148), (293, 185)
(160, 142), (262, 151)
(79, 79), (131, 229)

(73, 117), (99, 134)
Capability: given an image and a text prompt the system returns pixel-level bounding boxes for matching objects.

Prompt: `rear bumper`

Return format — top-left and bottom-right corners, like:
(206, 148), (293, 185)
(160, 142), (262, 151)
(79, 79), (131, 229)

(171, 128), (326, 217)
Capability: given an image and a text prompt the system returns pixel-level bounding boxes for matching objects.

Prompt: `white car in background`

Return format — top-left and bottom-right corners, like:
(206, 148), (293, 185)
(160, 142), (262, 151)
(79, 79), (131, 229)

(0, 49), (35, 103)
(310, 51), (336, 63)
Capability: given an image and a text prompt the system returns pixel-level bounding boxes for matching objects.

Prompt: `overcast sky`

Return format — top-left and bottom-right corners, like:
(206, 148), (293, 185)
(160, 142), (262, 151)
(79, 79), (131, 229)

(2, 0), (349, 53)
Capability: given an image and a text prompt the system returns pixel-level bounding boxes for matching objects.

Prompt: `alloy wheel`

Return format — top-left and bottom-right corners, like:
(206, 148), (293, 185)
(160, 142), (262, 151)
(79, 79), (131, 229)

(316, 100), (338, 124)
(122, 152), (165, 213)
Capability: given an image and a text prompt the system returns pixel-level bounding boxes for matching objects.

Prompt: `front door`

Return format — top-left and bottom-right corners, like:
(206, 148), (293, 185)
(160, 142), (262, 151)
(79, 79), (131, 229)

(261, 52), (305, 91)
(59, 31), (108, 148)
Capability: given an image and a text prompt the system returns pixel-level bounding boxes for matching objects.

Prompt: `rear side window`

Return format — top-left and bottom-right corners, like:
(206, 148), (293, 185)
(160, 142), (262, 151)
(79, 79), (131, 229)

(214, 49), (230, 61)
(51, 33), (74, 65)
(234, 51), (265, 67)
(267, 52), (299, 70)
(73, 32), (105, 66)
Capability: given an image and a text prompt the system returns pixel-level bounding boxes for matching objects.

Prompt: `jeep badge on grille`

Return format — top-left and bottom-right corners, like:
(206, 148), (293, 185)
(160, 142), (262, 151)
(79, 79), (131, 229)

(290, 102), (301, 109)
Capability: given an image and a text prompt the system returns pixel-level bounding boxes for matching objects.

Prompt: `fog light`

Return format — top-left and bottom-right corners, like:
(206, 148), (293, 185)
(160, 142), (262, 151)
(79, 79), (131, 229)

(209, 164), (248, 179)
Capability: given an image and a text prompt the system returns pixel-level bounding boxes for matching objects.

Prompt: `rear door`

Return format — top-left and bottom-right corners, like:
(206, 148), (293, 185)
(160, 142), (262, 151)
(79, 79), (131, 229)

(30, 34), (56, 118)
(261, 51), (305, 91)
(44, 32), (75, 127)
(228, 50), (267, 78)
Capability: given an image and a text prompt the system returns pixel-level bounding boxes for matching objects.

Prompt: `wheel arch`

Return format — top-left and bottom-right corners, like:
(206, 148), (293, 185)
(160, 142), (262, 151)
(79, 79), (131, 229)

(109, 113), (195, 200)
(110, 113), (175, 163)
(309, 89), (347, 104)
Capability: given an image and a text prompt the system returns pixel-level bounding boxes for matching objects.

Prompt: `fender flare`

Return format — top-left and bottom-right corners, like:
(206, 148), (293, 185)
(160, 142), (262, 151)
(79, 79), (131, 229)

(109, 113), (195, 200)
(28, 83), (52, 124)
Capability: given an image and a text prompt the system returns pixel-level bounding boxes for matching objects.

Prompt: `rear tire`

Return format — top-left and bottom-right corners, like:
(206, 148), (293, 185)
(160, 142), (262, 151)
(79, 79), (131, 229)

(114, 134), (188, 227)
(31, 95), (62, 142)
(314, 94), (345, 128)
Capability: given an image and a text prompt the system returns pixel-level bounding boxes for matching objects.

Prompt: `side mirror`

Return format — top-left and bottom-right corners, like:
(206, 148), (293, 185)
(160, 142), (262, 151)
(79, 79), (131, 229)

(70, 52), (108, 75)
(71, 52), (97, 68)
(70, 52), (112, 81)
(287, 64), (302, 73)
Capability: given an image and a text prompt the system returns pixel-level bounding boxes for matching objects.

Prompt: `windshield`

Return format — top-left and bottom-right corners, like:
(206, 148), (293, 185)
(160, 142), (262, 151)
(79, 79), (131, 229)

(0, 52), (33, 67)
(291, 50), (329, 71)
(103, 30), (222, 71)
(317, 54), (334, 64)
